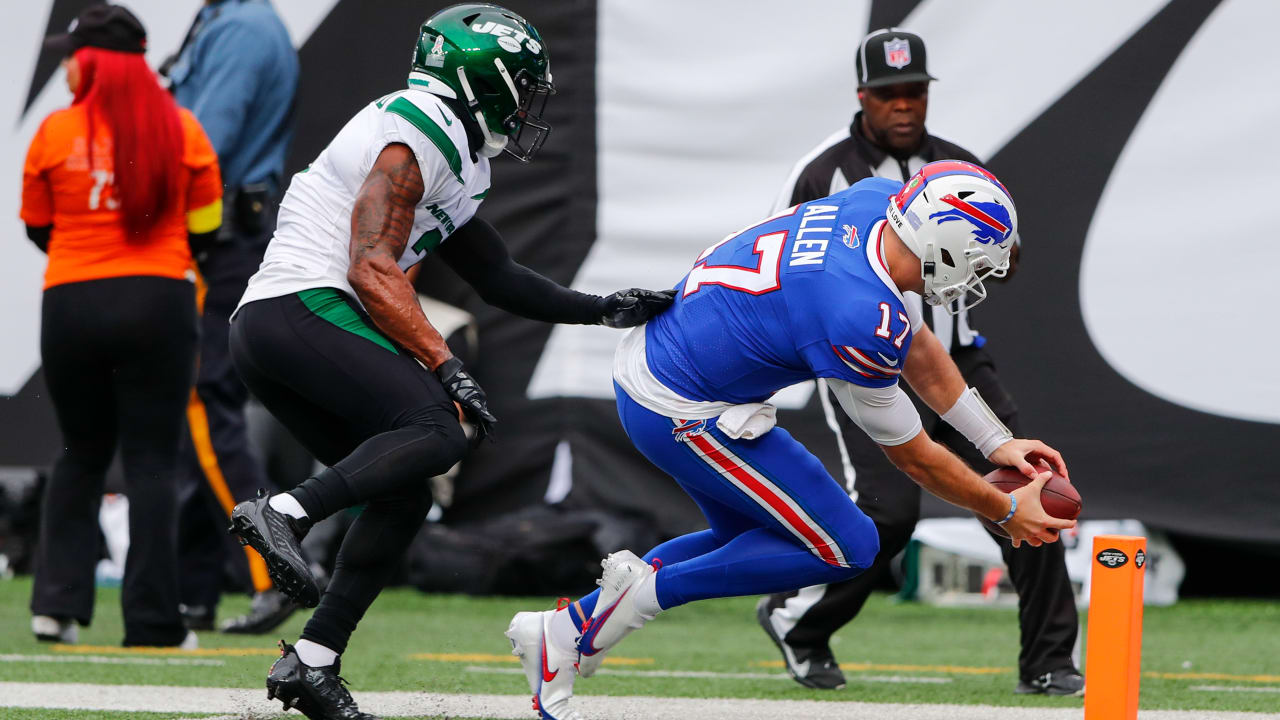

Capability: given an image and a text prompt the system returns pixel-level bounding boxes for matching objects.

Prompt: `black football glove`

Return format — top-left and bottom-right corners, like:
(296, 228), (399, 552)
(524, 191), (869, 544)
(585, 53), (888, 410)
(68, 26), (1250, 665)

(436, 357), (497, 444)
(600, 288), (676, 328)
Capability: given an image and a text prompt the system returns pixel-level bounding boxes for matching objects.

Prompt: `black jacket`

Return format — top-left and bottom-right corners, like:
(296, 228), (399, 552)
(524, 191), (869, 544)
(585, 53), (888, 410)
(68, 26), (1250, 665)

(780, 111), (982, 208)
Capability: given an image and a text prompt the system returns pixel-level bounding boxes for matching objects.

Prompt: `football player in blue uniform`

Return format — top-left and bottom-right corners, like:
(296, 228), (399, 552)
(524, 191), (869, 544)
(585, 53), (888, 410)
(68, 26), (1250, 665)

(506, 161), (1076, 720)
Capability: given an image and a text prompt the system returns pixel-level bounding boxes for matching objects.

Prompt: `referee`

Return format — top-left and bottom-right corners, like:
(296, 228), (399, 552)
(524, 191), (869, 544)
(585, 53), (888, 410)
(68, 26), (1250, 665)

(756, 29), (1084, 696)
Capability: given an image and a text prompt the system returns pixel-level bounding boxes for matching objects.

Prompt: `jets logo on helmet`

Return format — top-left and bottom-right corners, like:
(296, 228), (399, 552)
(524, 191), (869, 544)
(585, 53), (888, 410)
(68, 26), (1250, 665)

(470, 20), (543, 54)
(409, 3), (554, 162)
(886, 160), (1017, 314)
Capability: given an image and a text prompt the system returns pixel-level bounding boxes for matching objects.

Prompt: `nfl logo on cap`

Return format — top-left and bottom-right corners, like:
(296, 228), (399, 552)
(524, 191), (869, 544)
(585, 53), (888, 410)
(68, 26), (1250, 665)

(884, 37), (911, 69)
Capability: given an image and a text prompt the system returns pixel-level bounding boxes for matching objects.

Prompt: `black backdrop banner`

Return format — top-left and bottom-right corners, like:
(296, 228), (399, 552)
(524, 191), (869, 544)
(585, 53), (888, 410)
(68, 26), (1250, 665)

(3, 0), (1277, 548)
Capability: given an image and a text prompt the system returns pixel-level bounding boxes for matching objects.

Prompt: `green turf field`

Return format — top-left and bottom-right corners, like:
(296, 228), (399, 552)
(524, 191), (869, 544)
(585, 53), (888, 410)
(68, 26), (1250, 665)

(1, 576), (1277, 717)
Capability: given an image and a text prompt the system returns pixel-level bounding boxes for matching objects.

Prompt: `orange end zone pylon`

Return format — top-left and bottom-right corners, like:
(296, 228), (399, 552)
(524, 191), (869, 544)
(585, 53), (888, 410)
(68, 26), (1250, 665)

(1084, 534), (1148, 720)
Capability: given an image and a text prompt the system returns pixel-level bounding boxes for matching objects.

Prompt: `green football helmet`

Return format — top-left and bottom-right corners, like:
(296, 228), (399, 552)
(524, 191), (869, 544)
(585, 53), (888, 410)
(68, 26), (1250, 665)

(410, 3), (554, 162)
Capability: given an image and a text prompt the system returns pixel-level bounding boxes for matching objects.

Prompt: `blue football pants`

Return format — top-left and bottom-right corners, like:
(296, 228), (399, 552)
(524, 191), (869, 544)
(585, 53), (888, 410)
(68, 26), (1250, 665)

(572, 385), (878, 617)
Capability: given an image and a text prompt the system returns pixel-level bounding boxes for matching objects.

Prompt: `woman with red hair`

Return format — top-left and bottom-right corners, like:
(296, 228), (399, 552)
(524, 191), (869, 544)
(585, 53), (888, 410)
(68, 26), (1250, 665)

(21, 4), (223, 648)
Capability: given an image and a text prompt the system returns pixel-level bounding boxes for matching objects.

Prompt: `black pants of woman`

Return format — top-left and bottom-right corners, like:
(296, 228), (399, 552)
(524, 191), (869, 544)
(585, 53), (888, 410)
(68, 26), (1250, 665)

(31, 276), (197, 646)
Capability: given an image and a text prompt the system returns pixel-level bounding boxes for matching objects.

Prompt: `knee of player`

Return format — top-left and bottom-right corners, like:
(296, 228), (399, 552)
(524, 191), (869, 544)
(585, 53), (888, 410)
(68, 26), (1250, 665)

(402, 410), (468, 472)
(834, 512), (880, 570)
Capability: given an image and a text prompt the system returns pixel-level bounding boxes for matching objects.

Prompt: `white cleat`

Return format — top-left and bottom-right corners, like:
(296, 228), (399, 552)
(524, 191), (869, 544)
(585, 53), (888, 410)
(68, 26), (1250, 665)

(31, 615), (77, 644)
(575, 550), (655, 678)
(506, 610), (585, 720)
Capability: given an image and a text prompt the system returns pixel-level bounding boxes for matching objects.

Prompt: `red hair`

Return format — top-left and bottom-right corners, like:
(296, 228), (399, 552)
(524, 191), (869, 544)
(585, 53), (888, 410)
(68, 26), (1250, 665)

(73, 47), (184, 239)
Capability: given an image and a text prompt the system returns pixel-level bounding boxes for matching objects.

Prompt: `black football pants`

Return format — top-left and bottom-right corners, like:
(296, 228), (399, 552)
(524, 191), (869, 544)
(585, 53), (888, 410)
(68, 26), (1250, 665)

(764, 347), (1079, 680)
(229, 290), (467, 654)
(32, 276), (197, 646)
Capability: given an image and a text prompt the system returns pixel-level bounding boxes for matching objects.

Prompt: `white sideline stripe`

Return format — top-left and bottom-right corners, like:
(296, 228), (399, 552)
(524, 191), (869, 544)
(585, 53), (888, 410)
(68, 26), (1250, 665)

(0, 653), (224, 667)
(463, 664), (952, 684)
(2, 682), (1279, 720)
(1192, 685), (1280, 694)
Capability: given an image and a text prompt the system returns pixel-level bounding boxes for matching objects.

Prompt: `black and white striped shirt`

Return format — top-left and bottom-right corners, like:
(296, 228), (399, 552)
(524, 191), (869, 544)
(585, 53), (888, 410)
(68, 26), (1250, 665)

(774, 113), (987, 353)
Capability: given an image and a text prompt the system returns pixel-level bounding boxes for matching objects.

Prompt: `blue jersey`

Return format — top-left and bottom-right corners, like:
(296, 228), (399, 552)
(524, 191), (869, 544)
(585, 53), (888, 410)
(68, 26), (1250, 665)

(645, 177), (915, 405)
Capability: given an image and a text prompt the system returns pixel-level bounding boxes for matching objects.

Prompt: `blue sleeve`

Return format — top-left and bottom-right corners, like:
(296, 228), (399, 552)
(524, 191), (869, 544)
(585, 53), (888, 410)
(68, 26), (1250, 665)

(180, 20), (266, 161)
(799, 297), (911, 389)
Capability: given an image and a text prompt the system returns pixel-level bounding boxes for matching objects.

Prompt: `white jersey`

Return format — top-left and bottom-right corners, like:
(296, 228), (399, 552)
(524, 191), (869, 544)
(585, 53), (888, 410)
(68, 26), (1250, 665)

(237, 88), (490, 311)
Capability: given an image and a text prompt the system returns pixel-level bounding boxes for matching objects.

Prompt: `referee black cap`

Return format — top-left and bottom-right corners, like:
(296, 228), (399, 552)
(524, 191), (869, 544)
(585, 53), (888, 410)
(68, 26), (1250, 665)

(45, 4), (147, 57)
(855, 28), (936, 88)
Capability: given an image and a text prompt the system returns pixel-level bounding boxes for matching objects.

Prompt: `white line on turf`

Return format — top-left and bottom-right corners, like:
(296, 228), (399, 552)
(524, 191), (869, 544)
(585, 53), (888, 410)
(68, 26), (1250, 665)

(2, 682), (1278, 719)
(0, 654), (224, 667)
(464, 664), (953, 684)
(1192, 685), (1280, 694)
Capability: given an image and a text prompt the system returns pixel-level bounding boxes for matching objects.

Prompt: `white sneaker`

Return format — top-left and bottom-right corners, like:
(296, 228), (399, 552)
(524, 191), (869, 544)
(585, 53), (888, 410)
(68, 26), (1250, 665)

(31, 615), (77, 644)
(575, 550), (655, 678)
(506, 610), (584, 720)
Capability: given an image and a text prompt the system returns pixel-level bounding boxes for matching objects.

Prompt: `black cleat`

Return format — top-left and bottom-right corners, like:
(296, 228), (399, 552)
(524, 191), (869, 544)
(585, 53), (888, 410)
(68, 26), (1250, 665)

(228, 490), (320, 608)
(220, 589), (300, 635)
(756, 596), (846, 690)
(266, 641), (377, 720)
(1016, 667), (1085, 696)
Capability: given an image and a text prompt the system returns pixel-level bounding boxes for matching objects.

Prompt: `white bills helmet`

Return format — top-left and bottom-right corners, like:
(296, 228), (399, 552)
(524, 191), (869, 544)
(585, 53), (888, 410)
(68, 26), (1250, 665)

(885, 160), (1017, 313)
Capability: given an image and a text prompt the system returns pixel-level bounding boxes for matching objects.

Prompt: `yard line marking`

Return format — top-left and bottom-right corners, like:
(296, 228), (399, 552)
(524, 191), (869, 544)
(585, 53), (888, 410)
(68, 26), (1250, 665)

(52, 643), (276, 657)
(463, 665), (952, 684)
(1191, 685), (1280, 694)
(3, 682), (1276, 720)
(0, 654), (224, 667)
(1146, 670), (1280, 683)
(753, 659), (1008, 675)
(409, 651), (654, 666)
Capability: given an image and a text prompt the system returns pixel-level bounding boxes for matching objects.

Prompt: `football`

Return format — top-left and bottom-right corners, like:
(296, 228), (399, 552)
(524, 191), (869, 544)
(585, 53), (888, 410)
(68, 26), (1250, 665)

(979, 467), (1082, 538)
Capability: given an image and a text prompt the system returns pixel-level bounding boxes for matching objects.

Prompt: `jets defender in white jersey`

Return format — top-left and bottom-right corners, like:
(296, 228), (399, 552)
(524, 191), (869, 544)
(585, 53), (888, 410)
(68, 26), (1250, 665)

(224, 5), (673, 719)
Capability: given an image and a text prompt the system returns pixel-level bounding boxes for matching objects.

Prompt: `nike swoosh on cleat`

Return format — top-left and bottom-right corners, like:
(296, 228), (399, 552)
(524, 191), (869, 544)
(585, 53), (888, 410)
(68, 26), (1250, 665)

(579, 587), (630, 655)
(541, 639), (558, 683)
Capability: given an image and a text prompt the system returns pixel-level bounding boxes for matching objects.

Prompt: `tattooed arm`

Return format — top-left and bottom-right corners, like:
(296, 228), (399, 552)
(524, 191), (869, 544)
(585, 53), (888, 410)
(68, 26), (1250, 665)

(347, 143), (453, 369)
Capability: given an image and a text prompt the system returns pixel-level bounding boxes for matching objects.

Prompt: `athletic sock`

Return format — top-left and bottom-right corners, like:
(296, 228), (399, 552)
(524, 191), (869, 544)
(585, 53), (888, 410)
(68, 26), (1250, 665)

(549, 605), (581, 651)
(268, 493), (308, 520)
(574, 591), (599, 620)
(633, 570), (663, 617)
(294, 638), (338, 667)
(288, 466), (357, 521)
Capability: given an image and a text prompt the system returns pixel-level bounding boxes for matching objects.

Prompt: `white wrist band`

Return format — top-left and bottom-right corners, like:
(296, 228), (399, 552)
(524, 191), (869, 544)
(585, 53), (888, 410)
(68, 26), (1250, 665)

(940, 387), (1013, 458)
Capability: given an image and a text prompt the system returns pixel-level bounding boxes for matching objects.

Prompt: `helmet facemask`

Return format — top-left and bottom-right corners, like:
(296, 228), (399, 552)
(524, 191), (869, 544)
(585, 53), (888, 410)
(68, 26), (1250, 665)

(920, 241), (1009, 313)
(459, 61), (554, 162)
(499, 67), (554, 162)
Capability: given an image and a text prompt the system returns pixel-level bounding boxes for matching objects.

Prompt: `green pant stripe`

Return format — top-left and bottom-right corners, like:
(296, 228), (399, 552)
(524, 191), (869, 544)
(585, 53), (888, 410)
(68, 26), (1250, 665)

(297, 288), (399, 355)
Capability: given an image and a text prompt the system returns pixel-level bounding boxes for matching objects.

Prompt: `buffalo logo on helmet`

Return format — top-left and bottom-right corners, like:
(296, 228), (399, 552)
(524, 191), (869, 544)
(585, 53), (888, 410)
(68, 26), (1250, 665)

(928, 194), (1013, 246)
(883, 37), (911, 69)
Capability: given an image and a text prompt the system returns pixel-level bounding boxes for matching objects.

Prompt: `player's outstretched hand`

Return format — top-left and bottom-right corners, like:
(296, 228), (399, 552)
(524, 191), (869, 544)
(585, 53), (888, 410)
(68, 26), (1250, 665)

(988, 437), (1069, 481)
(1000, 473), (1077, 548)
(600, 288), (676, 328)
(436, 357), (497, 444)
